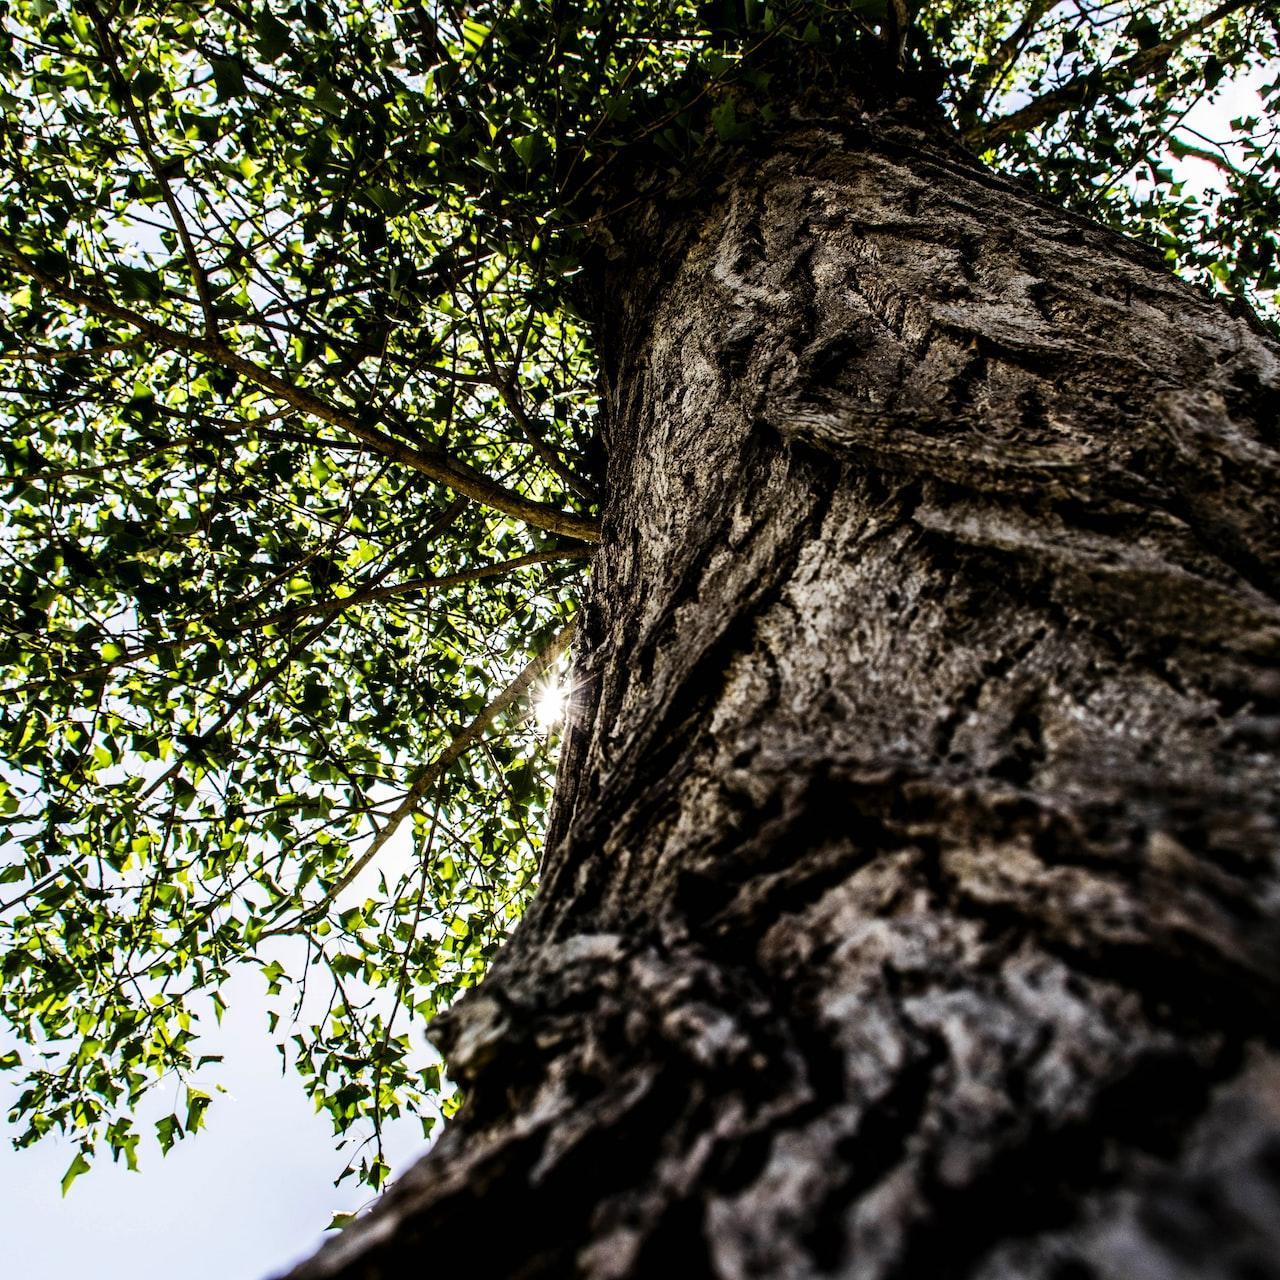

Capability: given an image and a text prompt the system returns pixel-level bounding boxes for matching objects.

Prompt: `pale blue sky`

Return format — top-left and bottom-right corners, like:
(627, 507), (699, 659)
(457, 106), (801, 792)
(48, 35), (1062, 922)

(0, 959), (429, 1280)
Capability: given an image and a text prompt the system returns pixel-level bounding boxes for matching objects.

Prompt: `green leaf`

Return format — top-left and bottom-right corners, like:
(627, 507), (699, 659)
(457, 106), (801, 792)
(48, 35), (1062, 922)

(156, 1114), (182, 1154)
(262, 959), (287, 995)
(113, 266), (164, 303)
(208, 57), (246, 102)
(710, 99), (750, 142)
(131, 70), (163, 103)
(1124, 15), (1162, 50)
(462, 19), (490, 52)
(511, 133), (546, 169)
(256, 12), (292, 63)
(360, 185), (405, 216)
(185, 1088), (211, 1134)
(60, 1151), (92, 1197)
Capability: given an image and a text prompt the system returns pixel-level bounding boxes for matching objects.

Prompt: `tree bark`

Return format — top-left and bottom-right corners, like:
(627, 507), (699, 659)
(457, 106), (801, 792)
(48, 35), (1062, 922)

(285, 103), (1280, 1280)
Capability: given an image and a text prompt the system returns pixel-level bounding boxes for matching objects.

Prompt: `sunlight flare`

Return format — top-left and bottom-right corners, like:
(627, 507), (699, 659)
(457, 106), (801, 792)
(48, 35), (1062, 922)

(533, 678), (568, 731)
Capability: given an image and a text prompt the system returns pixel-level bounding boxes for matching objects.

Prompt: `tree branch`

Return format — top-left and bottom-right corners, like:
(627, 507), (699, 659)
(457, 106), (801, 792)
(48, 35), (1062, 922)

(252, 547), (590, 630)
(1168, 133), (1245, 178)
(0, 241), (601, 542)
(968, 0), (1251, 149)
(0, 332), (150, 365)
(11, 547), (585, 692)
(954, 0), (1055, 124)
(89, 11), (221, 339)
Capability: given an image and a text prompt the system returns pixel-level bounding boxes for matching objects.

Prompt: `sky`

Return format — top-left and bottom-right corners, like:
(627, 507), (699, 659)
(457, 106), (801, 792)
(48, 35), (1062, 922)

(0, 44), (1273, 1280)
(0, 957), (430, 1280)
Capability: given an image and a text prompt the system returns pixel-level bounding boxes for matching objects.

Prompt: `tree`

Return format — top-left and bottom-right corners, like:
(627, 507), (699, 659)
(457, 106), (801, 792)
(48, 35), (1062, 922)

(2, 0), (1279, 1273)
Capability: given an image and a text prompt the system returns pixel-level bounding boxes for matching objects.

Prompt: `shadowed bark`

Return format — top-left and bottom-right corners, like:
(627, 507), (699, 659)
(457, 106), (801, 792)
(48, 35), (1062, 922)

(283, 101), (1280, 1280)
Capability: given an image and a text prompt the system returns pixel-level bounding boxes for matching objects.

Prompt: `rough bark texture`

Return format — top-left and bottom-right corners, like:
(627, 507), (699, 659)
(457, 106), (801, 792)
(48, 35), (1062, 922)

(286, 103), (1280, 1279)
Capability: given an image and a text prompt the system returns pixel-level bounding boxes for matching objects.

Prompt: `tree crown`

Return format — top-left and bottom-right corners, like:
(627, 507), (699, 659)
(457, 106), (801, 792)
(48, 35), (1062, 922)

(1, 0), (1275, 1197)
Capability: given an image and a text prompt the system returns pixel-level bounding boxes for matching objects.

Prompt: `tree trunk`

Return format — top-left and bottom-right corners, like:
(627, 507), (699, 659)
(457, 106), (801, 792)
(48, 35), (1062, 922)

(285, 103), (1280, 1280)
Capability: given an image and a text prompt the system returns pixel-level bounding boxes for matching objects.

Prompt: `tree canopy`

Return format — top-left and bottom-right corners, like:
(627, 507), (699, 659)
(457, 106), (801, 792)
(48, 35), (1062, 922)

(1, 0), (1276, 1199)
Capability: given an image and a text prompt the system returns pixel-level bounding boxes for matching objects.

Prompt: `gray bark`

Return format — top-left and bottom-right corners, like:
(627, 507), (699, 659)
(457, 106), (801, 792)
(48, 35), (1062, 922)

(285, 105), (1280, 1280)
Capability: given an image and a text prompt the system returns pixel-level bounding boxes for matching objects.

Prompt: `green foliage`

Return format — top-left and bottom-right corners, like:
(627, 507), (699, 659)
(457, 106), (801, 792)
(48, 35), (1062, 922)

(0, 0), (1274, 1199)
(931, 0), (1280, 322)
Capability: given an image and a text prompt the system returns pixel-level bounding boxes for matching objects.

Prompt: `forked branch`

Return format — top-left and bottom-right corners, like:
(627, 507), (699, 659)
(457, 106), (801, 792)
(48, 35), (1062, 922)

(1, 242), (601, 542)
